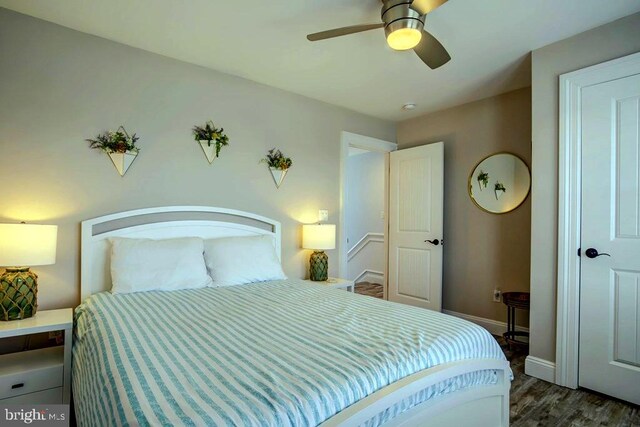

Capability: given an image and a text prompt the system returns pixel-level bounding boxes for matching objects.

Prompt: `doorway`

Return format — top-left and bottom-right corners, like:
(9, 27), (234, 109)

(339, 132), (396, 299)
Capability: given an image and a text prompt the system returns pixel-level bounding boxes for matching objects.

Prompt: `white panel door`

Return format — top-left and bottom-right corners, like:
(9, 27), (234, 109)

(579, 73), (640, 405)
(388, 142), (443, 310)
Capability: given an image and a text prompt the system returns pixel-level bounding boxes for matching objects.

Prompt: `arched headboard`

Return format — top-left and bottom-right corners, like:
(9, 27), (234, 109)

(80, 206), (281, 301)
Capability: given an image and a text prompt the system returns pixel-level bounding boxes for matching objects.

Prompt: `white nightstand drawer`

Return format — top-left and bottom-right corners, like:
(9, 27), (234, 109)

(0, 387), (63, 405)
(0, 346), (63, 400)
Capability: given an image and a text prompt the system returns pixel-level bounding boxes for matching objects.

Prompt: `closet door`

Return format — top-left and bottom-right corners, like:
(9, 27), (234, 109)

(579, 72), (640, 405)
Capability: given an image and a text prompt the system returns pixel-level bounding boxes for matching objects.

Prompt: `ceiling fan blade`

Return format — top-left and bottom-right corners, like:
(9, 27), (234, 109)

(409, 0), (448, 16)
(307, 23), (384, 42)
(413, 30), (451, 69)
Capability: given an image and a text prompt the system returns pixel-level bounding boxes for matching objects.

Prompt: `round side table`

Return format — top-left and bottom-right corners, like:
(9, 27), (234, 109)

(502, 291), (530, 352)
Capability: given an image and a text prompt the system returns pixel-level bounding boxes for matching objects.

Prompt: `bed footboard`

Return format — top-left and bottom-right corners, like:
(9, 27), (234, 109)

(321, 359), (511, 427)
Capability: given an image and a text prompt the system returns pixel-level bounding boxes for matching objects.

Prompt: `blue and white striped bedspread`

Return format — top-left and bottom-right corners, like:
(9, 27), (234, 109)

(73, 279), (508, 426)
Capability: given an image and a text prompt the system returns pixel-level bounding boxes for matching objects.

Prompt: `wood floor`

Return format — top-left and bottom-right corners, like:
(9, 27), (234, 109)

(354, 281), (384, 298)
(498, 339), (639, 426)
(354, 282), (640, 426)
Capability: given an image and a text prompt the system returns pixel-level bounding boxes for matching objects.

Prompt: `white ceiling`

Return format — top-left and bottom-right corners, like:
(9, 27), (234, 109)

(2, 0), (639, 121)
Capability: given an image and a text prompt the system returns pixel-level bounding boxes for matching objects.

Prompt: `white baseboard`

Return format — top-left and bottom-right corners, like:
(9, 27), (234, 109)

(443, 310), (529, 336)
(354, 270), (384, 285)
(525, 356), (556, 384)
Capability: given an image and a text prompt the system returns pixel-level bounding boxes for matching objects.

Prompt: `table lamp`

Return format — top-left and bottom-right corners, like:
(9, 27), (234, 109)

(302, 224), (336, 281)
(0, 223), (58, 321)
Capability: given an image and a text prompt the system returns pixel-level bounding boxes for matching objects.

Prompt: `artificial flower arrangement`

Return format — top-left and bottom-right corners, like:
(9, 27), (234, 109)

(494, 182), (506, 199)
(86, 126), (140, 176)
(261, 148), (293, 188)
(477, 170), (489, 190)
(192, 120), (229, 159)
(261, 148), (293, 171)
(86, 127), (140, 153)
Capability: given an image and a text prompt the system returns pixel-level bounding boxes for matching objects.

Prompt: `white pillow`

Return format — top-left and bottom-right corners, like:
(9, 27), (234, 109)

(110, 237), (213, 294)
(203, 235), (286, 286)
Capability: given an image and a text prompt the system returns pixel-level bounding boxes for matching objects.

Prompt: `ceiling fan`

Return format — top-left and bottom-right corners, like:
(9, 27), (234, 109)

(307, 0), (451, 69)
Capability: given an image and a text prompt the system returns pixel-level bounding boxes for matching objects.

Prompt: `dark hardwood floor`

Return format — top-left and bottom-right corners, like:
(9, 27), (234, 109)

(354, 282), (640, 426)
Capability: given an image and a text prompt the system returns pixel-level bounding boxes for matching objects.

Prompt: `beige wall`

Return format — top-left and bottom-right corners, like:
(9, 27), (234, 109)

(0, 8), (395, 309)
(397, 88), (532, 325)
(530, 12), (640, 363)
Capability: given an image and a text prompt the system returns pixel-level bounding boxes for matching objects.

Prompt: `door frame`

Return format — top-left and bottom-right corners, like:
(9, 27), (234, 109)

(339, 131), (397, 299)
(556, 51), (640, 389)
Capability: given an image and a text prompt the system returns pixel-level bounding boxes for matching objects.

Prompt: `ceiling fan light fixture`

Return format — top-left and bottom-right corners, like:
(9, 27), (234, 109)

(306, 0), (451, 70)
(386, 27), (422, 50)
(382, 0), (425, 50)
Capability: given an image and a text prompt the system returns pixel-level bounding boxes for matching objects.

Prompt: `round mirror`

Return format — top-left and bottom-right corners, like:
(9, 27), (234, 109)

(469, 152), (530, 214)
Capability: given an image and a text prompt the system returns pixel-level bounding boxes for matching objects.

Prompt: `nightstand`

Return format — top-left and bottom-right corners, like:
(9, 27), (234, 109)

(0, 308), (73, 405)
(305, 277), (355, 292)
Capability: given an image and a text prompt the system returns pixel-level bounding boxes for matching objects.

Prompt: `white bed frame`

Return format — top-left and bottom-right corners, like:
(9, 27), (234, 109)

(80, 206), (511, 426)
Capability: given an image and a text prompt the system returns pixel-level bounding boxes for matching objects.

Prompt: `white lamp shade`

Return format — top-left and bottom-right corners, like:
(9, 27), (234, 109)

(0, 224), (58, 267)
(302, 224), (336, 250)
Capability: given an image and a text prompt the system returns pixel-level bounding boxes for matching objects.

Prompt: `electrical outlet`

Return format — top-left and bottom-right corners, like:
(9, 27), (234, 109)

(493, 289), (502, 303)
(318, 210), (329, 222)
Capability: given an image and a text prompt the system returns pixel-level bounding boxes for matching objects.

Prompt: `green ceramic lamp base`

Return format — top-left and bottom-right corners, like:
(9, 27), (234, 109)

(0, 267), (38, 321)
(309, 250), (329, 281)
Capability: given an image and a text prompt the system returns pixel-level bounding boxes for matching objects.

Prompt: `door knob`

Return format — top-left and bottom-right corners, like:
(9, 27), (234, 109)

(584, 248), (610, 259)
(425, 239), (440, 246)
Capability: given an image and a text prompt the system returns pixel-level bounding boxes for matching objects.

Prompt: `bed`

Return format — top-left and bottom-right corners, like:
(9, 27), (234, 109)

(74, 206), (511, 426)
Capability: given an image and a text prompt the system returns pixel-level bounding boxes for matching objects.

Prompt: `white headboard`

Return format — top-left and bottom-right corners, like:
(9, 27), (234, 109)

(80, 206), (281, 301)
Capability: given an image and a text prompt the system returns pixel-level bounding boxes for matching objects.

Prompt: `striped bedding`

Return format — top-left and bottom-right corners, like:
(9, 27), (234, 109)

(73, 279), (508, 426)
